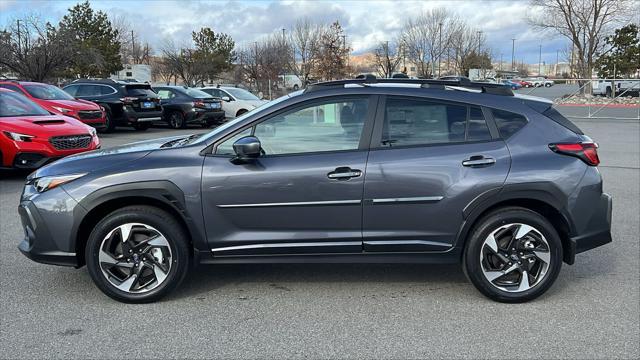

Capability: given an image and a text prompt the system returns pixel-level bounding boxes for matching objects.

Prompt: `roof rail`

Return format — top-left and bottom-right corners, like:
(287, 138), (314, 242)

(305, 77), (514, 96)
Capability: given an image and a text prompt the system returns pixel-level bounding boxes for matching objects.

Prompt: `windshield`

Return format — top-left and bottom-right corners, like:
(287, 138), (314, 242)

(224, 88), (260, 101)
(125, 85), (157, 97)
(23, 84), (75, 100)
(0, 91), (51, 117)
(185, 88), (213, 99)
(196, 91), (300, 144)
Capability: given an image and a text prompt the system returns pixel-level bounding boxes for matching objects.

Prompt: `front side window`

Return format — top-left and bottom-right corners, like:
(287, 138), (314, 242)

(492, 109), (528, 139)
(76, 85), (102, 97)
(0, 84), (24, 94)
(216, 98), (369, 156)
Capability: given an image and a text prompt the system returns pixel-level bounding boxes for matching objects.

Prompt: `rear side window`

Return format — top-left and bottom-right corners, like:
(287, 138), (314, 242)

(381, 98), (492, 147)
(542, 107), (583, 134)
(491, 109), (528, 139)
(63, 85), (79, 96)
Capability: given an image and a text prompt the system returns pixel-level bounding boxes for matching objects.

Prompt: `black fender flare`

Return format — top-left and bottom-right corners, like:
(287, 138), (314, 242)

(71, 180), (207, 257)
(454, 182), (576, 254)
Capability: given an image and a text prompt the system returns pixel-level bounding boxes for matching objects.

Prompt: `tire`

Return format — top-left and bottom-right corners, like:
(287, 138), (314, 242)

(168, 111), (185, 129)
(235, 109), (248, 117)
(605, 87), (612, 98)
(85, 206), (191, 303)
(463, 206), (563, 303)
(99, 108), (116, 133)
(545, 83), (552, 87)
(293, 84), (299, 91)
(132, 123), (150, 131)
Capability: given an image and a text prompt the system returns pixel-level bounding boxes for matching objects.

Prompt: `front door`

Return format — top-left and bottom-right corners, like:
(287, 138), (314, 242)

(362, 96), (511, 252)
(201, 96), (376, 256)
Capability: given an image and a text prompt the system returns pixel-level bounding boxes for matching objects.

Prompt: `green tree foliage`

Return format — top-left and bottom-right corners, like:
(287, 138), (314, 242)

(460, 51), (492, 77)
(596, 24), (640, 78)
(191, 27), (236, 81)
(58, 1), (122, 77)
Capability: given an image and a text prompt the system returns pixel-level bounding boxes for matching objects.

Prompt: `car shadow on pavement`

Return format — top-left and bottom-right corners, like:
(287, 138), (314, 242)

(174, 263), (469, 299)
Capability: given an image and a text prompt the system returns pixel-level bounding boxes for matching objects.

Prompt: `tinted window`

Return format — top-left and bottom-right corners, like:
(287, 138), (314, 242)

(382, 98), (468, 146)
(156, 89), (174, 99)
(63, 85), (79, 96)
(224, 88), (259, 100)
(467, 106), (492, 141)
(0, 84), (24, 94)
(492, 109), (528, 138)
(542, 107), (583, 134)
(184, 88), (212, 98)
(0, 91), (50, 117)
(201, 88), (221, 97)
(76, 85), (102, 97)
(216, 128), (252, 155)
(216, 98), (368, 155)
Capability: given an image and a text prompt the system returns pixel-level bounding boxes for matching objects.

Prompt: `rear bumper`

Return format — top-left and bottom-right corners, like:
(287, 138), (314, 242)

(565, 193), (612, 264)
(124, 108), (163, 123)
(187, 109), (226, 124)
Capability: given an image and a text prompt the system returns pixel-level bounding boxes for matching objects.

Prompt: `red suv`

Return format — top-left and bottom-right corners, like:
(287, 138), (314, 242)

(0, 88), (100, 169)
(0, 81), (106, 129)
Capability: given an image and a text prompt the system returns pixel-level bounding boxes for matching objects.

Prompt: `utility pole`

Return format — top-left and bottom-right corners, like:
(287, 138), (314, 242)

(477, 31), (483, 53)
(538, 44), (542, 76)
(16, 20), (21, 55)
(499, 53), (503, 71)
(555, 49), (559, 76)
(438, 22), (443, 77)
(511, 38), (516, 71)
(131, 30), (135, 64)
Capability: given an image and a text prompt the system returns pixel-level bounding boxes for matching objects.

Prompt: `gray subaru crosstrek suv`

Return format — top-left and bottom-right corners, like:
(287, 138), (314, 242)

(18, 78), (612, 303)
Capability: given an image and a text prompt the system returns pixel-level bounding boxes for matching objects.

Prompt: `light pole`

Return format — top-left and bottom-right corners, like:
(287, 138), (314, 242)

(477, 31), (483, 53)
(511, 38), (516, 71)
(555, 49), (559, 76)
(499, 53), (503, 71)
(538, 44), (542, 76)
(438, 22), (443, 77)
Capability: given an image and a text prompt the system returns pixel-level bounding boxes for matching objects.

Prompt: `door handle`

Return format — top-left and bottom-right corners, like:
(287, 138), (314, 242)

(462, 156), (496, 167)
(328, 167), (362, 180)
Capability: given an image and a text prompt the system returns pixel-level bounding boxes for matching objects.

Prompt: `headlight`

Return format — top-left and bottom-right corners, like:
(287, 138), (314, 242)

(3, 131), (34, 142)
(88, 127), (97, 137)
(33, 173), (86, 193)
(51, 106), (73, 114)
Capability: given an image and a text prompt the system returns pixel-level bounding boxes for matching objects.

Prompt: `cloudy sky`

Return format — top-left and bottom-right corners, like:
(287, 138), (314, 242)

(0, 0), (636, 64)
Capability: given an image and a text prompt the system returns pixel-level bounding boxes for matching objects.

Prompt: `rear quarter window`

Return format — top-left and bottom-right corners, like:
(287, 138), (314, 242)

(491, 109), (528, 139)
(542, 107), (583, 134)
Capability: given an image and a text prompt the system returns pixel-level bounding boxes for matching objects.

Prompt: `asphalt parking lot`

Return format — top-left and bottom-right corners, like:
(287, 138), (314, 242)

(1, 107), (639, 359)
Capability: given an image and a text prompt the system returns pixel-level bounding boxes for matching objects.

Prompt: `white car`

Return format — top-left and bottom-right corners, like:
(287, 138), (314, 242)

(278, 74), (303, 90)
(199, 86), (267, 118)
(527, 77), (555, 87)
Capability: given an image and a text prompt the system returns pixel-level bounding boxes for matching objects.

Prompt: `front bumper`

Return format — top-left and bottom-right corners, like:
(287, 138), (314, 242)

(565, 193), (612, 264)
(18, 198), (80, 267)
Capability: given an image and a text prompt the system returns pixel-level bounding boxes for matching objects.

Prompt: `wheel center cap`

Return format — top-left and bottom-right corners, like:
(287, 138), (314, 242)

(132, 253), (140, 263)
(510, 254), (519, 261)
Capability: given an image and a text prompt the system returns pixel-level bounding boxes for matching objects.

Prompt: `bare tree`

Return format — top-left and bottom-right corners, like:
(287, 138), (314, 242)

(528, 0), (631, 91)
(315, 21), (350, 80)
(449, 23), (483, 76)
(290, 18), (321, 85)
(374, 40), (402, 77)
(110, 14), (152, 65)
(0, 15), (74, 81)
(400, 8), (461, 78)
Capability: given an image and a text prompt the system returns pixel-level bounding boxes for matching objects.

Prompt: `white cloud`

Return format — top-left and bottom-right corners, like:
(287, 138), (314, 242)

(0, 0), (585, 62)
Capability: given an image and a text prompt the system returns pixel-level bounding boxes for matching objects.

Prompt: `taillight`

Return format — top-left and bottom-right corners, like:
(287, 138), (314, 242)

(193, 100), (205, 108)
(549, 142), (600, 166)
(119, 97), (138, 103)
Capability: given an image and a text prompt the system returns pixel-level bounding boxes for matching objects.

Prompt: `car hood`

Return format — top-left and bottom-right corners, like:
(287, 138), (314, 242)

(30, 135), (190, 178)
(42, 99), (100, 110)
(0, 115), (92, 136)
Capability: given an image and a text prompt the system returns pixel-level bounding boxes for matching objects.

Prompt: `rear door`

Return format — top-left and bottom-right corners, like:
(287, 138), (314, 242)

(362, 96), (511, 252)
(201, 95), (377, 256)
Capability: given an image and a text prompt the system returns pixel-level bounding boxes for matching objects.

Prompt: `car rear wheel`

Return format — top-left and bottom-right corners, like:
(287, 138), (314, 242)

(235, 109), (248, 117)
(463, 207), (562, 303)
(85, 206), (190, 303)
(168, 111), (185, 129)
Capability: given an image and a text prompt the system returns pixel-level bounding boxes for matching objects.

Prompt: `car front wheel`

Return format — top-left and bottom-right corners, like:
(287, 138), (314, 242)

(463, 207), (562, 303)
(85, 206), (190, 303)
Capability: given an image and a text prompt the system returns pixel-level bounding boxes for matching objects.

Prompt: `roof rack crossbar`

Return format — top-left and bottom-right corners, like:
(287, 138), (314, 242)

(305, 78), (514, 96)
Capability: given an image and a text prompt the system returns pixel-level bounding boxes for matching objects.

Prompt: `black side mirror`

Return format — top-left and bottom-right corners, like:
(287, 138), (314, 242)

(232, 136), (261, 163)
